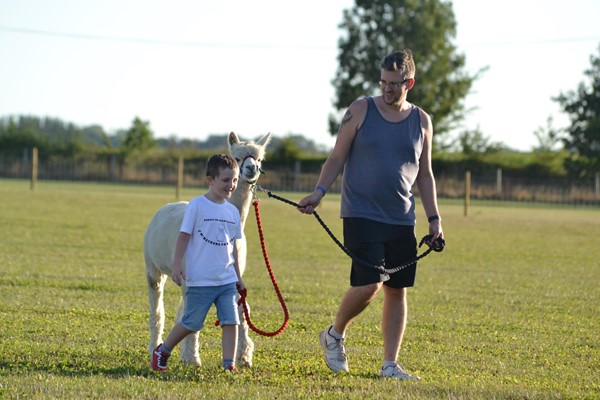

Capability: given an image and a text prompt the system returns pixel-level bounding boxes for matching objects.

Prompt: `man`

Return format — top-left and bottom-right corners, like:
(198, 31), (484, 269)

(297, 49), (444, 380)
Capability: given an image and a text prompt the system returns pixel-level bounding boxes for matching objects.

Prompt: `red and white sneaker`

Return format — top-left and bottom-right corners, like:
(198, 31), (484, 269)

(223, 365), (237, 373)
(151, 344), (171, 372)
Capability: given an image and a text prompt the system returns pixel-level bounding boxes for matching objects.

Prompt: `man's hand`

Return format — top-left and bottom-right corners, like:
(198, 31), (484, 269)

(297, 191), (323, 214)
(426, 220), (444, 250)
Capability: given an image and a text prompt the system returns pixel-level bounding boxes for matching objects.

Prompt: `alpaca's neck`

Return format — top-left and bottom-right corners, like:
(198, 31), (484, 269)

(229, 180), (254, 229)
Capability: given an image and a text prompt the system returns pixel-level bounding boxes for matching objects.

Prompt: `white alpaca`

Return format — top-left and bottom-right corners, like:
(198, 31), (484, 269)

(144, 131), (272, 367)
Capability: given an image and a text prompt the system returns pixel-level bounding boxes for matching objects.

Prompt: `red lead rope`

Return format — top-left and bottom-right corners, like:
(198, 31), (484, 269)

(219, 199), (290, 336)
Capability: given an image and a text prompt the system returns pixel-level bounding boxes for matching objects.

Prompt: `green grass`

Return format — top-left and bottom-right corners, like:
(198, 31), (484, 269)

(0, 179), (598, 399)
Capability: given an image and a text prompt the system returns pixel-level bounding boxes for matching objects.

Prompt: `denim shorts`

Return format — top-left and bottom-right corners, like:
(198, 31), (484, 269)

(343, 218), (418, 289)
(180, 283), (240, 332)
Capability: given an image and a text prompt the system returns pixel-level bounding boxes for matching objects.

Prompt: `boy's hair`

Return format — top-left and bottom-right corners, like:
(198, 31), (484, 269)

(380, 49), (416, 79)
(205, 154), (239, 178)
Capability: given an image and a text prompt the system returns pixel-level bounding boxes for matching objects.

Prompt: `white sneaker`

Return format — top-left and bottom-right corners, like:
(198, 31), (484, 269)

(319, 326), (349, 373)
(380, 363), (421, 380)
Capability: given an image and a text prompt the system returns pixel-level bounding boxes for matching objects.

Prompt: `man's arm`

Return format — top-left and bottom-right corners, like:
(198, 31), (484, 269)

(298, 98), (367, 213)
(415, 109), (443, 241)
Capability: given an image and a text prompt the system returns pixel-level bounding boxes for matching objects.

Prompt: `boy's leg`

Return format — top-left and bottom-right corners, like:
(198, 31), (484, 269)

(152, 286), (212, 371)
(221, 324), (239, 369)
(151, 323), (193, 371)
(150, 324), (190, 372)
(164, 323), (193, 351)
(214, 283), (240, 370)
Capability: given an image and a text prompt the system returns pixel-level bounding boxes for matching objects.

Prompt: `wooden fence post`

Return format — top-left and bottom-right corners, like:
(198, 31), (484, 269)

(294, 160), (301, 191)
(464, 170), (471, 217)
(595, 172), (599, 201)
(31, 147), (38, 191)
(176, 154), (183, 200)
(496, 168), (502, 198)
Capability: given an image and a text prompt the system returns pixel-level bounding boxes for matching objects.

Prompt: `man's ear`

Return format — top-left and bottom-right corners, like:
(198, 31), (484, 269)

(406, 78), (415, 90)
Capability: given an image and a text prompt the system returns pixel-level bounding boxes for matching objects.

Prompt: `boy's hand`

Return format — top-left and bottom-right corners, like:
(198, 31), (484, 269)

(172, 262), (185, 286)
(236, 278), (245, 292)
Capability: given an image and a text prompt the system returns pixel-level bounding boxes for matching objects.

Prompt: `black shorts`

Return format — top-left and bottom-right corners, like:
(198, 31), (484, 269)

(343, 218), (418, 289)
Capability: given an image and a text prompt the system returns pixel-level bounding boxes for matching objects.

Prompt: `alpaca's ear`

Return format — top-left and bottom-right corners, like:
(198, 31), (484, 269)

(257, 132), (272, 147)
(228, 132), (240, 146)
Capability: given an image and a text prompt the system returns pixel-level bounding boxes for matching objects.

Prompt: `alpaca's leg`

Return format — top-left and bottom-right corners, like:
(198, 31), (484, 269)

(176, 286), (202, 367)
(147, 268), (168, 355)
(237, 300), (255, 367)
(235, 231), (254, 366)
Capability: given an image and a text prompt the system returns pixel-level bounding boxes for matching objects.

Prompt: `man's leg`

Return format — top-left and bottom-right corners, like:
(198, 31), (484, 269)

(381, 286), (407, 361)
(320, 282), (382, 373)
(322, 218), (388, 372)
(379, 285), (420, 380)
(333, 282), (382, 334)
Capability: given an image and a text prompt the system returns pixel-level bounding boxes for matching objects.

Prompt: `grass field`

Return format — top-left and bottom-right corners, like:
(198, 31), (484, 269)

(0, 179), (598, 399)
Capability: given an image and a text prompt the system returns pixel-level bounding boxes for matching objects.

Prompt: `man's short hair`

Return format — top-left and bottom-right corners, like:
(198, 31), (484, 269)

(380, 49), (416, 79)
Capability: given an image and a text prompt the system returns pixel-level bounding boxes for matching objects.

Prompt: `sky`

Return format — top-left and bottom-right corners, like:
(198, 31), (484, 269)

(1, 0), (599, 152)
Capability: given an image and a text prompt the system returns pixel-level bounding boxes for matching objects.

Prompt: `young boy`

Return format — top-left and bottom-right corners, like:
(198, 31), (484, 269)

(151, 153), (245, 373)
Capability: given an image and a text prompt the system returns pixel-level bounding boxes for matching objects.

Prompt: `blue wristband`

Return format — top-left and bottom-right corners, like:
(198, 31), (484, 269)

(315, 185), (326, 196)
(428, 215), (440, 223)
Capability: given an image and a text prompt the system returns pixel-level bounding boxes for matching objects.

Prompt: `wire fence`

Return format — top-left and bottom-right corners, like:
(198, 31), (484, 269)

(1, 155), (599, 206)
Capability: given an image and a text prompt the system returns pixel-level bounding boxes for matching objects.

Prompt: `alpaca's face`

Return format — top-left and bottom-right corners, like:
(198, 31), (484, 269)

(228, 132), (272, 185)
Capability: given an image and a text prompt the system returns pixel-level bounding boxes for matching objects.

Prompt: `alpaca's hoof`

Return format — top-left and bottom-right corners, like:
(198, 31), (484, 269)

(237, 338), (254, 368)
(238, 354), (253, 368)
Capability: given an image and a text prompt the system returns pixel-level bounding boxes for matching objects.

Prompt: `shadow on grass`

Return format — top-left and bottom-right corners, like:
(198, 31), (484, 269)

(0, 359), (218, 382)
(0, 357), (401, 384)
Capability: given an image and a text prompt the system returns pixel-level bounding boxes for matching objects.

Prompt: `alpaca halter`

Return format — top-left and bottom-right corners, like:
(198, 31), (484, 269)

(238, 155), (264, 185)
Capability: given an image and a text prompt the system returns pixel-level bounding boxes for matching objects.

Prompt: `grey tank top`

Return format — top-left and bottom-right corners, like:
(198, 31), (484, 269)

(340, 96), (424, 225)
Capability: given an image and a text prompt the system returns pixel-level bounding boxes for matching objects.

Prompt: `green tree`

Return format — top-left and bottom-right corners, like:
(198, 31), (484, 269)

(457, 127), (502, 155)
(122, 117), (155, 157)
(83, 125), (113, 147)
(0, 116), (82, 158)
(1, 119), (36, 157)
(329, 0), (480, 141)
(554, 45), (600, 177)
(269, 137), (302, 166)
(533, 116), (563, 153)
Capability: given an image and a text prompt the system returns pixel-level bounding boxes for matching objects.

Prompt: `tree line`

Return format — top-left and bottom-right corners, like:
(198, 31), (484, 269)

(0, 113), (575, 179)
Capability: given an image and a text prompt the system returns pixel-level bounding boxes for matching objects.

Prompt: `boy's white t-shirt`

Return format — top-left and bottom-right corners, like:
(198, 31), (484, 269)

(179, 195), (242, 287)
